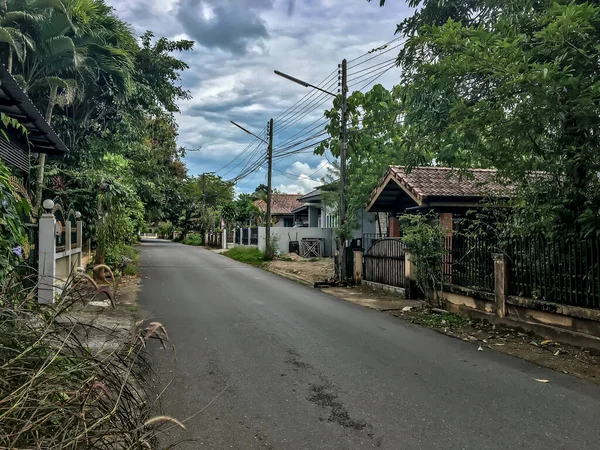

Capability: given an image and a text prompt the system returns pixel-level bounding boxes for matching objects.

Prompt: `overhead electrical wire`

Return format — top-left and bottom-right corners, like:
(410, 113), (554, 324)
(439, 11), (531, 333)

(227, 36), (407, 184)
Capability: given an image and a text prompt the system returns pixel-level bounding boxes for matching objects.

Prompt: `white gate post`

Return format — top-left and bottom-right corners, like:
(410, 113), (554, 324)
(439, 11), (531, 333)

(38, 209), (57, 304)
(65, 221), (72, 272)
(222, 228), (227, 249)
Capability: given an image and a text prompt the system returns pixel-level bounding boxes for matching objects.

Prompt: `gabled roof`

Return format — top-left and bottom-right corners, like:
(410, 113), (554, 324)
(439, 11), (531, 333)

(0, 64), (69, 168)
(254, 193), (302, 215)
(367, 166), (512, 212)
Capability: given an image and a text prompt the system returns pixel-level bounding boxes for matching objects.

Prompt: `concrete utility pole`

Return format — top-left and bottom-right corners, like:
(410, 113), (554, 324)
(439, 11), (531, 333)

(201, 173), (207, 217)
(338, 59), (348, 282)
(273, 60), (349, 282)
(266, 118), (274, 256)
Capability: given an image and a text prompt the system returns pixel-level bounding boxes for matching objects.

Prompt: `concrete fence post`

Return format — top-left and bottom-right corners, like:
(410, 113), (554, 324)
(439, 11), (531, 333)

(404, 249), (416, 299)
(222, 228), (227, 249)
(493, 253), (508, 318)
(353, 250), (363, 285)
(38, 212), (57, 304)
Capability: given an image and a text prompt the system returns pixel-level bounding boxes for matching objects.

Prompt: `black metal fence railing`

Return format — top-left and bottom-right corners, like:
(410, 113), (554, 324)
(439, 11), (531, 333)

(507, 236), (600, 309)
(250, 228), (258, 245)
(444, 234), (496, 293)
(242, 228), (249, 245)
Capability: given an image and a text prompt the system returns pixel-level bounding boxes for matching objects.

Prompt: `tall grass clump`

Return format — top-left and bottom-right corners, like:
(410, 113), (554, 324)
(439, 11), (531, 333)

(224, 246), (265, 265)
(182, 234), (203, 246)
(0, 274), (177, 448)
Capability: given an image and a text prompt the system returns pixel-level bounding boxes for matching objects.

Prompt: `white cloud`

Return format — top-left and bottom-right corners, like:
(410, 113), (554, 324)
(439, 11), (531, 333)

(276, 159), (332, 194)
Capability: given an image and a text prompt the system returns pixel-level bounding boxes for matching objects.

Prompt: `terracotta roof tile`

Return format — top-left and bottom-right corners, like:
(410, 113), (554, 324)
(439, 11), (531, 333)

(254, 193), (302, 214)
(387, 166), (511, 201)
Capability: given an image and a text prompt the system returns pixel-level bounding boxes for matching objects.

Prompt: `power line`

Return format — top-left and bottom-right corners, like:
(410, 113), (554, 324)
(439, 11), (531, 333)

(347, 36), (404, 64)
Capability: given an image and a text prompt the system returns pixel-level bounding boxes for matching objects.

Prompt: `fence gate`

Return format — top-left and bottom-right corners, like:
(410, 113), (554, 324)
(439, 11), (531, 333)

(363, 238), (406, 288)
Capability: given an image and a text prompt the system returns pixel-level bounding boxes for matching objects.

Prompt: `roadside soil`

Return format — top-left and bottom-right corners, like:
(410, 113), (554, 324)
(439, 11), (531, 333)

(263, 258), (600, 386)
(267, 254), (335, 283)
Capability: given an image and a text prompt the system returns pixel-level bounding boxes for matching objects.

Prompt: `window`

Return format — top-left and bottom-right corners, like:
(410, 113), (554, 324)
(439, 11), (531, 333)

(284, 218), (294, 227)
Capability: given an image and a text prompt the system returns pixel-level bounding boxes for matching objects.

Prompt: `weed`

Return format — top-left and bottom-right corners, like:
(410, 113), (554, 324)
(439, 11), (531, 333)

(183, 234), (203, 246)
(128, 305), (138, 312)
(224, 246), (265, 265)
(0, 275), (176, 448)
(409, 310), (470, 329)
(123, 264), (139, 276)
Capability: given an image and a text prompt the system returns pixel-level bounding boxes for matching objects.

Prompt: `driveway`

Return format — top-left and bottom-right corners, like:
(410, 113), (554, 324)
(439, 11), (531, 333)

(139, 239), (600, 449)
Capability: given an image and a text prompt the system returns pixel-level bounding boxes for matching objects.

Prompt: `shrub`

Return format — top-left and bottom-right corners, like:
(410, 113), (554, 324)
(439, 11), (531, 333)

(183, 234), (203, 246)
(0, 162), (29, 282)
(224, 246), (265, 265)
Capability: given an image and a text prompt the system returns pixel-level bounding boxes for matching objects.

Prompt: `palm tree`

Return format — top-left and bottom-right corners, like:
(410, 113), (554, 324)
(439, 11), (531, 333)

(9, 0), (134, 210)
(0, 0), (39, 73)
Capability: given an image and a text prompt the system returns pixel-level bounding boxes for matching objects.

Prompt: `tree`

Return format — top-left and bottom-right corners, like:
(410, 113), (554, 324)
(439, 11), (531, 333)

(316, 83), (430, 237)
(372, 0), (600, 236)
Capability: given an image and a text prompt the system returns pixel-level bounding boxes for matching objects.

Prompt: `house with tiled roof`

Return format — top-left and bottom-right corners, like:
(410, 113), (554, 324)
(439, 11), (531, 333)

(254, 193), (307, 227)
(366, 166), (513, 236)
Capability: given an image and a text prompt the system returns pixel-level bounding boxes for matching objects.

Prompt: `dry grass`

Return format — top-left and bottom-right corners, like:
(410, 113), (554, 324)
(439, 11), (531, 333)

(0, 271), (179, 449)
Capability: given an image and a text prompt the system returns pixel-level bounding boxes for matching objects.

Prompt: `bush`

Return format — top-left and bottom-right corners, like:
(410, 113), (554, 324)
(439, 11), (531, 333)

(224, 246), (265, 265)
(183, 234), (203, 246)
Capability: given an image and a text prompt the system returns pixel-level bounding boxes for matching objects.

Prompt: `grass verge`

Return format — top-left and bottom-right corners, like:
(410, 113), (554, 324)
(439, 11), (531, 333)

(223, 246), (265, 266)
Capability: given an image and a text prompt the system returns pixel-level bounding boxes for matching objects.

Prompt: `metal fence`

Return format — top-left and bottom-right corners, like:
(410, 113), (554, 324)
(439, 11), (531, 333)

(507, 236), (600, 309)
(444, 234), (496, 293)
(250, 228), (258, 245)
(242, 228), (249, 245)
(363, 238), (406, 288)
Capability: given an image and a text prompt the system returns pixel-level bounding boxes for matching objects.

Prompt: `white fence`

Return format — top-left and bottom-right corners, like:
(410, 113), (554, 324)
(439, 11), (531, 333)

(38, 209), (83, 304)
(231, 227), (335, 257)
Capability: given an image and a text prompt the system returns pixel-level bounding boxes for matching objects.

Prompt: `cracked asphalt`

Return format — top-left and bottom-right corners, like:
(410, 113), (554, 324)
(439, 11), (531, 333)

(139, 239), (600, 449)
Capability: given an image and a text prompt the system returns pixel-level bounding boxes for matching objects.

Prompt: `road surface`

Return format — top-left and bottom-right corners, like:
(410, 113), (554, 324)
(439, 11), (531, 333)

(139, 239), (600, 449)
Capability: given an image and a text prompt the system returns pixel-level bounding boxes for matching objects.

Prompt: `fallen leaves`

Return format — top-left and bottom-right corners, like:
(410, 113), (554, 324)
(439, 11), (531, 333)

(534, 379), (550, 383)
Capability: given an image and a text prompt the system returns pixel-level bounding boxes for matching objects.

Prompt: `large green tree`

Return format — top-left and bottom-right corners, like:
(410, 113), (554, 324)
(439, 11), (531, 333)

(374, 0), (600, 236)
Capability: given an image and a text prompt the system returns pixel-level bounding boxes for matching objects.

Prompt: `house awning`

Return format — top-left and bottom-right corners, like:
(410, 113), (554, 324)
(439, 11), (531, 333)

(366, 166), (513, 213)
(0, 64), (68, 172)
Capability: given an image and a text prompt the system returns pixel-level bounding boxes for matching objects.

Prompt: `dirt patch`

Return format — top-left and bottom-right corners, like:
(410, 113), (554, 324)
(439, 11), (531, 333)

(324, 286), (424, 311)
(389, 307), (600, 385)
(267, 258), (335, 284)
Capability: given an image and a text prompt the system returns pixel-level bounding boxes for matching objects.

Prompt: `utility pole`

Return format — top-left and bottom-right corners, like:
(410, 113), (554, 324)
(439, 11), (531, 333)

(273, 61), (348, 282)
(338, 59), (348, 282)
(201, 173), (207, 217)
(266, 118), (274, 257)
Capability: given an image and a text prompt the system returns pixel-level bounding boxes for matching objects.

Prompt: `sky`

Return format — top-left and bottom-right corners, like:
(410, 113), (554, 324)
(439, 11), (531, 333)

(105, 0), (412, 194)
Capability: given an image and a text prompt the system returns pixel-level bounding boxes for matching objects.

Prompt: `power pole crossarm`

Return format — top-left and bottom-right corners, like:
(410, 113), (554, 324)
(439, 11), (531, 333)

(266, 118), (274, 257)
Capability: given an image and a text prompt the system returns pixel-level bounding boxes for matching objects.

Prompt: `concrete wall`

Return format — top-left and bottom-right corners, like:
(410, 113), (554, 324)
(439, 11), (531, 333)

(437, 284), (600, 350)
(258, 227), (335, 257)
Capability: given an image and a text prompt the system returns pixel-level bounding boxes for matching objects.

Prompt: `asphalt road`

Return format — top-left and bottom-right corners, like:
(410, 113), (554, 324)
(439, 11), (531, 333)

(139, 239), (600, 449)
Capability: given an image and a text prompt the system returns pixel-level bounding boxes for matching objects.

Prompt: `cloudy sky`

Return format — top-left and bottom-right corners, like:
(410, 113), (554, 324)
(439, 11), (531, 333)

(105, 0), (412, 194)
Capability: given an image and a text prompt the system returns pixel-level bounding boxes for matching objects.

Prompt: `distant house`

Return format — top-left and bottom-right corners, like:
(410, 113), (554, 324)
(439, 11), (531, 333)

(366, 166), (512, 236)
(295, 186), (383, 238)
(254, 193), (306, 227)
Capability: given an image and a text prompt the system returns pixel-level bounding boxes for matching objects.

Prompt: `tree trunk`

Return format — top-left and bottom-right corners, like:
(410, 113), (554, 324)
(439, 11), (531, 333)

(93, 194), (108, 283)
(34, 86), (58, 212)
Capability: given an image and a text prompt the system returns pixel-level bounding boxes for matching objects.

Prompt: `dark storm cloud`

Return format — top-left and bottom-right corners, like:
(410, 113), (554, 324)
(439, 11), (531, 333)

(176, 0), (274, 54)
